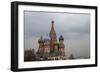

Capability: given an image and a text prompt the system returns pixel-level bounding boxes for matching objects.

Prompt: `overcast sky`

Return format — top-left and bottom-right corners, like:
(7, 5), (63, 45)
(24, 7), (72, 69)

(24, 11), (90, 58)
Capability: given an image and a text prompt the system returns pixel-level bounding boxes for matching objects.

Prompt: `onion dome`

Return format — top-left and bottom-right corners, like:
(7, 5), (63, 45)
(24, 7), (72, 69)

(51, 19), (54, 24)
(38, 36), (44, 43)
(59, 35), (64, 40)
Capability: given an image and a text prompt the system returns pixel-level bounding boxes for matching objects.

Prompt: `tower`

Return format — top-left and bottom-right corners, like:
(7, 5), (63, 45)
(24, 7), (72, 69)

(59, 35), (65, 56)
(49, 19), (57, 51)
(43, 38), (50, 56)
(37, 36), (44, 57)
(49, 19), (57, 40)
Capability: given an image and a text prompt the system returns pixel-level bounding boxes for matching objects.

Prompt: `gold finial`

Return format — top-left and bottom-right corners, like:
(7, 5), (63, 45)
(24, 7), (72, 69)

(51, 18), (54, 23)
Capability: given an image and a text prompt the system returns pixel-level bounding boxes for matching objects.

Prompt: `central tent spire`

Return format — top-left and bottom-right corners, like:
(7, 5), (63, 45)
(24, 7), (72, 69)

(49, 18), (57, 40)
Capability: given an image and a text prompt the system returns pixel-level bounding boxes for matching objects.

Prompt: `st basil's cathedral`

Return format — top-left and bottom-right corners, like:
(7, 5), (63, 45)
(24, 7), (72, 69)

(36, 19), (66, 60)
